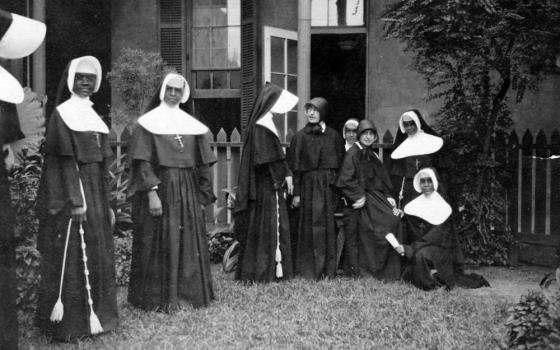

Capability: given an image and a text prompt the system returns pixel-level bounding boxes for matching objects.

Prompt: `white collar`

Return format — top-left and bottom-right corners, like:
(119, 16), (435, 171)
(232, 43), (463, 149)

(137, 102), (209, 135)
(256, 112), (279, 137)
(56, 94), (109, 134)
(404, 191), (452, 225)
(345, 141), (354, 151)
(391, 131), (443, 159)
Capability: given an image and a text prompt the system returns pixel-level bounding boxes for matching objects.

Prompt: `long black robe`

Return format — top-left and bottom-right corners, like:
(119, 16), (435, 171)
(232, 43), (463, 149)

(288, 125), (344, 279)
(0, 101), (24, 350)
(127, 125), (216, 311)
(335, 143), (402, 280)
(234, 126), (293, 282)
(36, 111), (119, 341)
(402, 211), (490, 290)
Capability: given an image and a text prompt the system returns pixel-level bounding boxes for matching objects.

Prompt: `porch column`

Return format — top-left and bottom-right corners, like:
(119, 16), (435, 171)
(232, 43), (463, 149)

(32, 0), (46, 98)
(297, 0), (311, 130)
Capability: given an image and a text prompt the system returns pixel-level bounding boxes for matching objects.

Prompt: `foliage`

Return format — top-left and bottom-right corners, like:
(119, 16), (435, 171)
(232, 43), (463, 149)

(505, 288), (560, 349)
(9, 153), (43, 336)
(207, 188), (237, 265)
(106, 48), (175, 128)
(382, 0), (560, 264)
(114, 229), (133, 286)
(10, 88), (47, 165)
(108, 153), (132, 235)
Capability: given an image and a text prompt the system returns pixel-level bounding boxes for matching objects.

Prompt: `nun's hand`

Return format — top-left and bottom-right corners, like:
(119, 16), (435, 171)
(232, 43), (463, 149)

(292, 195), (300, 208)
(392, 208), (404, 217)
(71, 206), (87, 223)
(148, 190), (163, 217)
(284, 176), (293, 195)
(387, 197), (396, 207)
(352, 196), (366, 209)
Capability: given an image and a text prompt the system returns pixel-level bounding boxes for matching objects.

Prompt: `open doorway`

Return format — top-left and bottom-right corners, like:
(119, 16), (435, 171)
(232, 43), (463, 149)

(310, 34), (366, 134)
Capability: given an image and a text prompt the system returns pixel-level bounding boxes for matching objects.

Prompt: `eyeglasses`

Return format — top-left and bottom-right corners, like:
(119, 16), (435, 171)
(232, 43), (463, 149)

(402, 120), (416, 128)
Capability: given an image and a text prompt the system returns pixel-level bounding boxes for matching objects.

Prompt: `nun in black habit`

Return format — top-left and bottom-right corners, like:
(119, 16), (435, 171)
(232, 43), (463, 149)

(234, 83), (299, 283)
(390, 109), (444, 208)
(127, 73), (216, 311)
(397, 168), (490, 290)
(288, 97), (345, 279)
(36, 56), (119, 340)
(335, 120), (403, 280)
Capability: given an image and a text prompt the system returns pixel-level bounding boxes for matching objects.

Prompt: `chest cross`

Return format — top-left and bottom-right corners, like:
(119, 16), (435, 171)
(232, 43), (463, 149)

(174, 134), (184, 151)
(415, 158), (420, 170)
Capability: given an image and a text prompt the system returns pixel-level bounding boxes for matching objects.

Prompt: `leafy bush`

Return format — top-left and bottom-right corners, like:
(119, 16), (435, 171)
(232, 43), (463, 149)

(504, 287), (560, 349)
(114, 229), (132, 286)
(9, 153), (42, 335)
(106, 47), (175, 127)
(207, 188), (237, 265)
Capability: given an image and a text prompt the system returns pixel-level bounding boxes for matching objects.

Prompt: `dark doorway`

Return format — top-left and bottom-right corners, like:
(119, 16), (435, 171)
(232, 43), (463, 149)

(311, 34), (366, 134)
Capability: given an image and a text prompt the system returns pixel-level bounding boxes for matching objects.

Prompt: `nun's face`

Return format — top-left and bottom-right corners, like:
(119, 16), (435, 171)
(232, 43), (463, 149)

(344, 127), (357, 145)
(163, 78), (184, 106)
(359, 129), (377, 147)
(73, 73), (96, 97)
(306, 105), (321, 124)
(419, 175), (435, 195)
(402, 115), (418, 136)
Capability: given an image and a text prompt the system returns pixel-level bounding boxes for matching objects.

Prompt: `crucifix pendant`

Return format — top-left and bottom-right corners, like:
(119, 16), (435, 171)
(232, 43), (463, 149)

(415, 158), (420, 170)
(174, 134), (184, 152)
(93, 133), (101, 148)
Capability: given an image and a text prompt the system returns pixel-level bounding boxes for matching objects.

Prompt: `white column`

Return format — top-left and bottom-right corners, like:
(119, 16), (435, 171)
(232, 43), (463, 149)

(32, 0), (46, 97)
(297, 0), (311, 130)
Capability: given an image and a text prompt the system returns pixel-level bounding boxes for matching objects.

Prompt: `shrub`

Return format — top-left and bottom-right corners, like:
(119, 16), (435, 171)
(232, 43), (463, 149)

(505, 288), (560, 349)
(114, 229), (133, 286)
(9, 153), (42, 336)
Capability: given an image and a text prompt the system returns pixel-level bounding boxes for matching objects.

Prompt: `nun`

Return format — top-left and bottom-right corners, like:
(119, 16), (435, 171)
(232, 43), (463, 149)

(234, 83), (298, 283)
(396, 168), (490, 290)
(335, 120), (403, 280)
(127, 73), (216, 311)
(390, 109), (443, 208)
(342, 118), (359, 151)
(288, 97), (345, 279)
(36, 56), (119, 340)
(0, 8), (45, 349)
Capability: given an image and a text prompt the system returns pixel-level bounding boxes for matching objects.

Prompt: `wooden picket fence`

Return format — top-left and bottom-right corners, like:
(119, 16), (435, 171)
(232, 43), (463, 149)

(111, 127), (560, 266)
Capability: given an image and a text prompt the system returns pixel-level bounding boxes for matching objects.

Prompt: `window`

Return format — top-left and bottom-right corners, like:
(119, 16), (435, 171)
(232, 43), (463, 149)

(191, 0), (241, 90)
(263, 26), (298, 143)
(311, 0), (364, 27)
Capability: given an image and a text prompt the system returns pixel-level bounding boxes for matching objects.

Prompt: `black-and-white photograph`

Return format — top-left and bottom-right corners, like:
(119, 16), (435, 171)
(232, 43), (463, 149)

(1, 0), (559, 349)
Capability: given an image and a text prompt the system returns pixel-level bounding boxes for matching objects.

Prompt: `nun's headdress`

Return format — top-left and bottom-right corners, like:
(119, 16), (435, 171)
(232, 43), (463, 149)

(342, 118), (359, 134)
(391, 109), (443, 159)
(0, 9), (46, 103)
(404, 167), (451, 225)
(137, 72), (209, 135)
(54, 56), (108, 134)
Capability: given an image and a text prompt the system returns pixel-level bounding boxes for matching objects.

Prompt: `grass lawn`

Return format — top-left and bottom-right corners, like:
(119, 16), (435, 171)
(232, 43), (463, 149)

(21, 264), (548, 350)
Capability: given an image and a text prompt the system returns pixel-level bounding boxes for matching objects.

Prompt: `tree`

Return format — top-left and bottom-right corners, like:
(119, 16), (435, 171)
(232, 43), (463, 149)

(382, 0), (560, 264)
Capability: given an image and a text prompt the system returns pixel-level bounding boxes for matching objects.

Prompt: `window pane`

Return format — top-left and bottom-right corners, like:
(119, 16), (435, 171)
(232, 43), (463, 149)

(271, 36), (285, 73)
(227, 26), (240, 67)
(212, 27), (228, 49)
(194, 0), (212, 7)
(213, 71), (227, 89)
(286, 111), (298, 143)
(194, 49), (211, 68)
(227, 0), (240, 26)
(287, 75), (297, 94)
(193, 8), (212, 26)
(311, 0), (364, 27)
(196, 71), (212, 89)
(193, 28), (210, 49)
(212, 48), (228, 67)
(287, 39), (297, 75)
(195, 98), (241, 136)
(212, 6), (227, 26)
(271, 73), (284, 88)
(229, 70), (240, 89)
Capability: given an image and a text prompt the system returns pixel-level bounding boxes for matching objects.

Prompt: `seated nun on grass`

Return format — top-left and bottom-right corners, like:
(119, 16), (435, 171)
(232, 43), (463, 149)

(391, 168), (490, 291)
